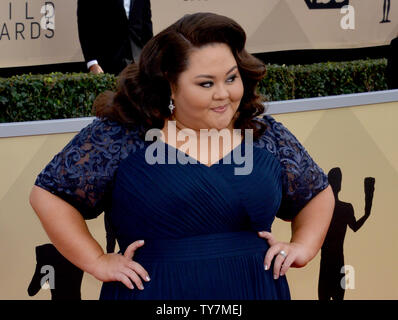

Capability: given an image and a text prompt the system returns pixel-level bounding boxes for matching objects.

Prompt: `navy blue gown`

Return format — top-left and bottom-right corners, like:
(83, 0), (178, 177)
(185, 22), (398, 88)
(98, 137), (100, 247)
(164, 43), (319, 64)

(35, 115), (329, 300)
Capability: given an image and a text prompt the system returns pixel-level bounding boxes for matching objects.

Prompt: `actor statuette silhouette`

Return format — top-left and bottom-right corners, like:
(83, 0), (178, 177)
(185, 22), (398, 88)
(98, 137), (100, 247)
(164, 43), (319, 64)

(27, 243), (84, 300)
(318, 168), (375, 300)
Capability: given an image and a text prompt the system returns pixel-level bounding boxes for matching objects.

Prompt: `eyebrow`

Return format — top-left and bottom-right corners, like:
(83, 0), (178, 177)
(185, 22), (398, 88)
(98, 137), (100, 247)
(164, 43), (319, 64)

(195, 66), (238, 79)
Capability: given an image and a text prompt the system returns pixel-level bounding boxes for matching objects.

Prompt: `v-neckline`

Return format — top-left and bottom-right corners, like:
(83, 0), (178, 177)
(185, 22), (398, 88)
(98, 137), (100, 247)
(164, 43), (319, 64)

(158, 138), (245, 168)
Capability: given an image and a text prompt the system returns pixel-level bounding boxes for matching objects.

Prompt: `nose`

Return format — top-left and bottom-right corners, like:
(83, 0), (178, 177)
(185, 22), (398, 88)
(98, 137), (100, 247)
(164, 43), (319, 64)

(213, 83), (229, 100)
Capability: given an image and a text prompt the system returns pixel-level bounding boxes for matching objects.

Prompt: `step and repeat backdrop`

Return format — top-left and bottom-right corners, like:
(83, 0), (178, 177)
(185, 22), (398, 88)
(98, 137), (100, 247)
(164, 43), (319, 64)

(0, 0), (397, 67)
(0, 99), (397, 300)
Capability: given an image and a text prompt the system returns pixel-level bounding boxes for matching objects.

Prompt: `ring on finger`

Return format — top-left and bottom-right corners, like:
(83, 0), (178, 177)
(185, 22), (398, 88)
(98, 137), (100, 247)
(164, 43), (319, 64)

(278, 250), (287, 258)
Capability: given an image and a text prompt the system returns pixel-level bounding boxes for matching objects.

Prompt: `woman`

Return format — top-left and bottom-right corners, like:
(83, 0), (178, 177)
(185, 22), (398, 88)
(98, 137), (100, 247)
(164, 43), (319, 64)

(30, 13), (334, 300)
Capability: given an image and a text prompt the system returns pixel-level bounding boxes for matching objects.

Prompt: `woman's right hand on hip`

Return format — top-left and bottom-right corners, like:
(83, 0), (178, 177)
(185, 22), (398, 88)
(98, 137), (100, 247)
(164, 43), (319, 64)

(91, 240), (150, 290)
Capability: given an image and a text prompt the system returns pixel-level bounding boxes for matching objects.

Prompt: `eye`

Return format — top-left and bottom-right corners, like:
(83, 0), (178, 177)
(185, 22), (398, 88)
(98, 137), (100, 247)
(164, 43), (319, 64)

(226, 74), (238, 83)
(199, 81), (213, 88)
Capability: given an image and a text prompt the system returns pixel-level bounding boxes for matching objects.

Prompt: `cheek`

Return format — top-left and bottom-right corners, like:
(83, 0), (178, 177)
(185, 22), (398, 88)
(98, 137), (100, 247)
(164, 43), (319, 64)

(184, 88), (213, 109)
(176, 88), (212, 115)
(231, 80), (244, 103)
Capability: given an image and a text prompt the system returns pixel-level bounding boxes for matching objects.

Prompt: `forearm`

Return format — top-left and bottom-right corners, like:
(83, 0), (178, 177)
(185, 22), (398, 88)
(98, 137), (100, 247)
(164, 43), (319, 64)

(290, 185), (334, 263)
(29, 186), (104, 276)
(77, 1), (100, 63)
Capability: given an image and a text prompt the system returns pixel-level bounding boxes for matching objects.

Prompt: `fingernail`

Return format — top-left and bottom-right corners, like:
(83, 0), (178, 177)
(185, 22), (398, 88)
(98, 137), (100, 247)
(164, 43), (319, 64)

(139, 240), (145, 244)
(146, 276), (151, 281)
(140, 285), (144, 290)
(274, 275), (278, 280)
(264, 264), (268, 270)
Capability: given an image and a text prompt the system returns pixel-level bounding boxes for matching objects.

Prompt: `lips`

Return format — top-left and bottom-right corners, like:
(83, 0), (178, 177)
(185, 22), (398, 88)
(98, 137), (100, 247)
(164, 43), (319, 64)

(211, 104), (228, 113)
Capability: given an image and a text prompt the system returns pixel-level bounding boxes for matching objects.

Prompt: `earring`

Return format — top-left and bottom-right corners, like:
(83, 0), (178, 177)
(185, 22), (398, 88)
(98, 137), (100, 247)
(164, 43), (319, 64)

(168, 99), (175, 114)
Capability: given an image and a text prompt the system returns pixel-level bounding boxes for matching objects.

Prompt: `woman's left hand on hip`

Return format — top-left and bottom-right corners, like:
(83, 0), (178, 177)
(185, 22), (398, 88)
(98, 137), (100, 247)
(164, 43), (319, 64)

(257, 231), (312, 280)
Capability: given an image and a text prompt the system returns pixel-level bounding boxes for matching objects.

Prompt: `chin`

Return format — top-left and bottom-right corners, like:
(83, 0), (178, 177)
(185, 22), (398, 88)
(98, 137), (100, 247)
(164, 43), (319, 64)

(212, 119), (234, 131)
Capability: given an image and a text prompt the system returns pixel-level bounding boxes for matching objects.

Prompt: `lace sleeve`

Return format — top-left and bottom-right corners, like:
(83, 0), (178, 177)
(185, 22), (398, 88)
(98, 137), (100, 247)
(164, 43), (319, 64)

(257, 115), (329, 221)
(34, 118), (143, 219)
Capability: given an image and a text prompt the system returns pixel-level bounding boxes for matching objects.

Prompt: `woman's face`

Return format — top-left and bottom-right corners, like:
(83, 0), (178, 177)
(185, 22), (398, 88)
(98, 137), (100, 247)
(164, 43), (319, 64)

(170, 43), (244, 131)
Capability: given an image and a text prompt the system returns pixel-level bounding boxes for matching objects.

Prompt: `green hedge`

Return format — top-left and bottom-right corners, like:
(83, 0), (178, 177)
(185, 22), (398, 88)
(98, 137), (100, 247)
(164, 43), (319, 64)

(0, 72), (116, 123)
(260, 58), (388, 101)
(0, 59), (388, 123)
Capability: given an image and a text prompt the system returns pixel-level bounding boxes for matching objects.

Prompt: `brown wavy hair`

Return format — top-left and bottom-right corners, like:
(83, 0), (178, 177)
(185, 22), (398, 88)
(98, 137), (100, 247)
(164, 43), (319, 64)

(94, 12), (267, 139)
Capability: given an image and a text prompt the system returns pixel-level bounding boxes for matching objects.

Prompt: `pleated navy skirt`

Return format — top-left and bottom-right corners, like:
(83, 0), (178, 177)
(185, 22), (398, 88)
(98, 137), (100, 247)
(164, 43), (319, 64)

(100, 231), (290, 300)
